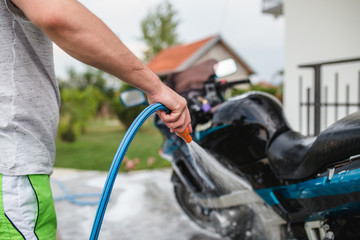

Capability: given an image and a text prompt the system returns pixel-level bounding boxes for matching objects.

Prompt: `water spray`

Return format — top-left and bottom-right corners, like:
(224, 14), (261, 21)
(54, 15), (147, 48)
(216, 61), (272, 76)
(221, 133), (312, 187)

(89, 103), (190, 240)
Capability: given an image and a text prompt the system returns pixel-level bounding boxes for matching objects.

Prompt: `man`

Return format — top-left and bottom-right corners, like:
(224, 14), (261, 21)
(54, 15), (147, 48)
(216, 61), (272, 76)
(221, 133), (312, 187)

(0, 0), (192, 239)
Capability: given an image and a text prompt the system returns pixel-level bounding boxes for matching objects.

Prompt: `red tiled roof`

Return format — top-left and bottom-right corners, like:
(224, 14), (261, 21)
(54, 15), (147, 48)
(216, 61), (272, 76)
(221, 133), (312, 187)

(147, 36), (216, 75)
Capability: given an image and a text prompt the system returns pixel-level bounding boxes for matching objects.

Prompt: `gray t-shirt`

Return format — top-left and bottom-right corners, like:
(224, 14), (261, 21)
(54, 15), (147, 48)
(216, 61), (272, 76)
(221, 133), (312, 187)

(0, 0), (60, 175)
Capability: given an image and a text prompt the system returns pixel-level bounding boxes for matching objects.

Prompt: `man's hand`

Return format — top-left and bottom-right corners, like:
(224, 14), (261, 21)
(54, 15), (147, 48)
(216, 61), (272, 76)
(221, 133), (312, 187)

(147, 83), (192, 134)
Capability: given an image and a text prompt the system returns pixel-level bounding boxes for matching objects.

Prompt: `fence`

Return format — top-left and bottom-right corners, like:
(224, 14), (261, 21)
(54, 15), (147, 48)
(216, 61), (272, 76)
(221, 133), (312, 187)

(298, 58), (360, 136)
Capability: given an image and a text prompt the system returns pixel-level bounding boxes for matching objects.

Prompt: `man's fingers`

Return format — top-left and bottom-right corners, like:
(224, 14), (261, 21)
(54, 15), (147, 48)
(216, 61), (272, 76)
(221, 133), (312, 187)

(187, 123), (193, 133)
(169, 113), (191, 133)
(149, 88), (191, 134)
(166, 114), (186, 131)
(158, 108), (191, 133)
(158, 109), (182, 124)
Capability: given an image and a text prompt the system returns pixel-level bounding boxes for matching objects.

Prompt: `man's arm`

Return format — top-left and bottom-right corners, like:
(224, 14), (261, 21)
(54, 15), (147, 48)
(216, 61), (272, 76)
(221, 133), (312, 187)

(12, 0), (191, 133)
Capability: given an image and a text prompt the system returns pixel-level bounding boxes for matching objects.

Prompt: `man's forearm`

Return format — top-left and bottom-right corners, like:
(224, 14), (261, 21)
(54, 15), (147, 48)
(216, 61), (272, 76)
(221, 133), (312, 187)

(12, 0), (162, 95)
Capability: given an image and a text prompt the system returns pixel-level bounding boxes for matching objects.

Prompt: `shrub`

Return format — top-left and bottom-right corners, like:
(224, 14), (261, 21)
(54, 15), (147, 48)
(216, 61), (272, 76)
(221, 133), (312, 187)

(58, 86), (105, 142)
(111, 83), (146, 129)
(231, 83), (283, 102)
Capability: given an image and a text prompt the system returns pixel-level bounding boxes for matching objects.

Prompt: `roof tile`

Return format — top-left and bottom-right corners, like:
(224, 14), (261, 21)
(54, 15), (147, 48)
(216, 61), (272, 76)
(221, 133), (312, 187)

(147, 36), (216, 75)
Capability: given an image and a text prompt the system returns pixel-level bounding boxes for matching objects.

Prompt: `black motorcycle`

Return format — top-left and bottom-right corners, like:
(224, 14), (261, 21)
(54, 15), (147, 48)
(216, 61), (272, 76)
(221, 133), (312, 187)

(121, 59), (360, 240)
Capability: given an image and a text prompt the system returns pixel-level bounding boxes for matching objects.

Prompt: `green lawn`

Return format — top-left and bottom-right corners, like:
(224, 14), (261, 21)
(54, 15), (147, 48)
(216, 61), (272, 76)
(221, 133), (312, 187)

(54, 119), (171, 172)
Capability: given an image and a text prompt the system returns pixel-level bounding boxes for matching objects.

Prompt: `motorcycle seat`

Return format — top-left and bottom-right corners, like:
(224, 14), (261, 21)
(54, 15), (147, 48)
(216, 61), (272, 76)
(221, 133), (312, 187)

(268, 111), (360, 180)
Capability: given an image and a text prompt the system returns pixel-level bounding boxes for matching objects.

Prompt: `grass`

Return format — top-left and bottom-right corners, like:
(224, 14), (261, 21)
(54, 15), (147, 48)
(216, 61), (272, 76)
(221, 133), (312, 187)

(54, 118), (171, 172)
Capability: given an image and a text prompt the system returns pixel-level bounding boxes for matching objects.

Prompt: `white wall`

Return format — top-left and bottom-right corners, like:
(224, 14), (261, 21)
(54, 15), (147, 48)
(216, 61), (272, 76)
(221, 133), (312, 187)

(283, 0), (360, 133)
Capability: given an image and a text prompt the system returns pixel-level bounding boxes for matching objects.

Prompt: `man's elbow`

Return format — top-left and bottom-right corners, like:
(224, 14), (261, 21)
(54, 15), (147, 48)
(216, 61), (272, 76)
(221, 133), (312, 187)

(11, 0), (65, 31)
(30, 9), (66, 33)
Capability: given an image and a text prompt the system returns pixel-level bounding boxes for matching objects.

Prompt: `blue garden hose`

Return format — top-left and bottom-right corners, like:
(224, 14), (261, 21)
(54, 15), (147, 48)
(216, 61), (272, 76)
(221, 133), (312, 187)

(89, 103), (168, 240)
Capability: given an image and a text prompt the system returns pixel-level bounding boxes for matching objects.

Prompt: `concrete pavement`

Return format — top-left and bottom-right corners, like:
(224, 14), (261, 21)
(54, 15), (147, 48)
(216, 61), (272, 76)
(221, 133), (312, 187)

(51, 168), (222, 240)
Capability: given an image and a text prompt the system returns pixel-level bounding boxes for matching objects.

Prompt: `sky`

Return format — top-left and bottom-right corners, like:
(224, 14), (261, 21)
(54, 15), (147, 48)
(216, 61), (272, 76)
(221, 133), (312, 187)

(53, 0), (284, 84)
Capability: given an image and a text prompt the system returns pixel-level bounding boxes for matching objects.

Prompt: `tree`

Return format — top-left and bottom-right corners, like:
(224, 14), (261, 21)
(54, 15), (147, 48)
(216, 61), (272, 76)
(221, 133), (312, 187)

(57, 67), (110, 142)
(58, 86), (104, 142)
(140, 0), (181, 61)
(231, 83), (283, 102)
(111, 83), (146, 129)
(59, 67), (113, 98)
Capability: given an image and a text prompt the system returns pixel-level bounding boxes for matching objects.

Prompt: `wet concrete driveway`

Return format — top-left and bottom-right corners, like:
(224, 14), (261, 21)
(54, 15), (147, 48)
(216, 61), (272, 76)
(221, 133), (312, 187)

(51, 168), (222, 240)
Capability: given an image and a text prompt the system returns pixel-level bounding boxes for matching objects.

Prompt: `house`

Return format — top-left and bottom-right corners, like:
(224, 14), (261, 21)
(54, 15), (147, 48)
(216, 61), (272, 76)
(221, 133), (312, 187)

(147, 35), (254, 82)
(263, 0), (360, 136)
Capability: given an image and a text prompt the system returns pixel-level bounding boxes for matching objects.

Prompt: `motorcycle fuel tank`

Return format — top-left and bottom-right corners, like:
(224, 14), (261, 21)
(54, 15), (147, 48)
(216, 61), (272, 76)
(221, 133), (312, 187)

(200, 92), (290, 172)
(212, 91), (289, 139)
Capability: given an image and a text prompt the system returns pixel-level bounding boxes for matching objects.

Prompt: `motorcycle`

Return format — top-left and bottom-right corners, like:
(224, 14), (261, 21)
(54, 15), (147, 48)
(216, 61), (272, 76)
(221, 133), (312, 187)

(120, 59), (360, 240)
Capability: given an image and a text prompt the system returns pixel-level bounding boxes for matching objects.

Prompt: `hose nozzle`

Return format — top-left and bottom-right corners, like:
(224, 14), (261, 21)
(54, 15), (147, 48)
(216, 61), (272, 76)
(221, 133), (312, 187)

(176, 128), (192, 143)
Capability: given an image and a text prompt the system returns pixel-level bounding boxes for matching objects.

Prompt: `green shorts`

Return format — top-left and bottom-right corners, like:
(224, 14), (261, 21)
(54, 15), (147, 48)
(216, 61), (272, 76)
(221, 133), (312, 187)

(0, 174), (57, 240)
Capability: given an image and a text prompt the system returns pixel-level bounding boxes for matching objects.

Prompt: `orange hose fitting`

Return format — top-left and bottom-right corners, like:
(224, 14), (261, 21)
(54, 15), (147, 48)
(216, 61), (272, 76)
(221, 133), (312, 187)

(176, 128), (192, 143)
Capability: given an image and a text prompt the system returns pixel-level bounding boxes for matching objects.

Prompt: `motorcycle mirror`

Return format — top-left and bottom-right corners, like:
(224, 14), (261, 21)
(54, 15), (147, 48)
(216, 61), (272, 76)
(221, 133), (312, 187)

(214, 58), (238, 78)
(120, 89), (147, 108)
